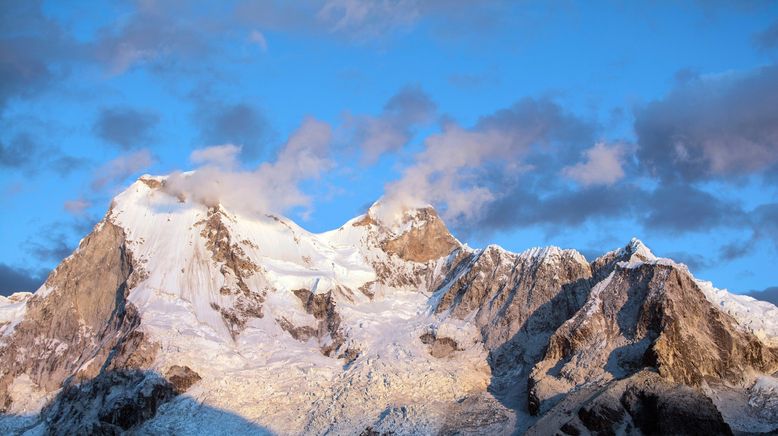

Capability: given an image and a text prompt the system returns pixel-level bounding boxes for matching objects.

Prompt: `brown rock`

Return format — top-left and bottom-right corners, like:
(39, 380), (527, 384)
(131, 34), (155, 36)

(419, 333), (460, 358)
(196, 207), (265, 338)
(291, 289), (346, 357)
(0, 221), (153, 410)
(138, 177), (162, 189)
(381, 208), (459, 263)
(529, 260), (778, 415)
(164, 365), (201, 394)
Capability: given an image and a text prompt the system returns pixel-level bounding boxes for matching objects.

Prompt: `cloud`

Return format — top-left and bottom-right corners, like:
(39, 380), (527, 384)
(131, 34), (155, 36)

(317, 0), (420, 40)
(562, 142), (628, 186)
(753, 202), (778, 249)
(0, 263), (45, 296)
(447, 73), (494, 89)
(164, 117), (333, 218)
(705, 202), (778, 260)
(376, 97), (594, 225)
(90, 149), (154, 191)
(641, 184), (747, 233)
(91, 1), (216, 74)
(748, 286), (778, 306)
(89, 0), (486, 73)
(190, 144), (242, 169)
(236, 0), (513, 42)
(29, 233), (72, 263)
(0, 1), (83, 113)
(753, 20), (778, 51)
(94, 107), (159, 149)
(466, 172), (752, 238)
(1, 132), (88, 176)
(195, 101), (270, 160)
(49, 155), (89, 176)
(0, 133), (40, 168)
(476, 184), (641, 236)
(249, 30), (268, 51)
(64, 198), (92, 215)
(24, 215), (98, 268)
(348, 85), (436, 163)
(635, 65), (778, 181)
(719, 238), (754, 261)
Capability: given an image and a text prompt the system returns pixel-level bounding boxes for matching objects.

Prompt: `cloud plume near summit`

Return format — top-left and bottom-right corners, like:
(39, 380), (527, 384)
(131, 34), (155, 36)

(163, 117), (332, 218)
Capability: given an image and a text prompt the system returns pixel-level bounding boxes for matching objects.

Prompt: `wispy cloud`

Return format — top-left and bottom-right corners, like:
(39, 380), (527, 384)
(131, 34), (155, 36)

(90, 149), (154, 191)
(753, 20), (778, 51)
(63, 198), (92, 215)
(347, 85), (436, 163)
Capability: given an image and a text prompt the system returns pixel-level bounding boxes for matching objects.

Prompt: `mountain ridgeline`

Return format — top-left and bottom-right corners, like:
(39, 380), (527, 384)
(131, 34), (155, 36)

(1, 174), (777, 435)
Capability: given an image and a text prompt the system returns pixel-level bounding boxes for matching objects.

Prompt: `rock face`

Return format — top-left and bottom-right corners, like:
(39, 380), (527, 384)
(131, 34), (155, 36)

(529, 253), (778, 415)
(164, 365), (201, 394)
(531, 370), (733, 436)
(1, 175), (777, 435)
(432, 245), (592, 412)
(0, 221), (154, 412)
(42, 370), (179, 435)
(289, 288), (346, 357)
(620, 373), (732, 436)
(198, 207), (265, 338)
(420, 332), (460, 358)
(381, 208), (460, 263)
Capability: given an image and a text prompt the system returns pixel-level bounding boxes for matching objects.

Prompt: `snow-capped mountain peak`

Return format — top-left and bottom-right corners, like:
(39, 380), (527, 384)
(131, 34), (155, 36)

(1, 175), (777, 435)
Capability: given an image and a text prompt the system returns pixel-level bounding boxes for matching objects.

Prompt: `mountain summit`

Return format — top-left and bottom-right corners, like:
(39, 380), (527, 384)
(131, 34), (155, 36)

(1, 175), (777, 434)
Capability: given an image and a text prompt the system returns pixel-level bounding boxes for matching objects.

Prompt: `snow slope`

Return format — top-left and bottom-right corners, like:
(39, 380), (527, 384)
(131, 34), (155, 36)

(98, 176), (488, 434)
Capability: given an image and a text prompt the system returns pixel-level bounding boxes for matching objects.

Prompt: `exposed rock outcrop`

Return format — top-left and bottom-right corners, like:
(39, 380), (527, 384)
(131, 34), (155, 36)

(434, 246), (591, 352)
(42, 370), (179, 435)
(529, 370), (732, 436)
(620, 373), (732, 436)
(381, 208), (460, 263)
(529, 255), (778, 415)
(432, 245), (592, 411)
(290, 288), (346, 357)
(419, 332), (460, 358)
(0, 221), (154, 412)
(164, 365), (201, 394)
(196, 207), (265, 338)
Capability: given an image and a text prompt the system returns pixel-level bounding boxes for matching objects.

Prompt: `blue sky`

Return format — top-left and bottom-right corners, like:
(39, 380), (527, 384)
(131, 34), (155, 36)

(2, 0), (778, 298)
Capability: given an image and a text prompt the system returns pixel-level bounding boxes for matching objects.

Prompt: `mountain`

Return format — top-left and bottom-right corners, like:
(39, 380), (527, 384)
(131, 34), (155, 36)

(1, 174), (777, 435)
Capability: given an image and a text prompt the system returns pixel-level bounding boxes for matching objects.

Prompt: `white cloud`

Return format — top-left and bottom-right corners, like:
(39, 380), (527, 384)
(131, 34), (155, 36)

(164, 117), (333, 218)
(377, 123), (529, 226)
(562, 142), (627, 186)
(190, 144), (242, 169)
(376, 98), (589, 226)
